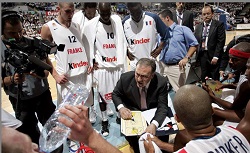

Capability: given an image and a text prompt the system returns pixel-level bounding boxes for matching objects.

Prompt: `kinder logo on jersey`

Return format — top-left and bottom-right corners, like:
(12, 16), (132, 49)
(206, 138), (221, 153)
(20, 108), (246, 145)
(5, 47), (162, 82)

(68, 61), (88, 70)
(128, 38), (150, 45)
(102, 56), (117, 62)
(103, 43), (116, 49)
(145, 21), (152, 26)
(104, 93), (112, 101)
(67, 47), (83, 54)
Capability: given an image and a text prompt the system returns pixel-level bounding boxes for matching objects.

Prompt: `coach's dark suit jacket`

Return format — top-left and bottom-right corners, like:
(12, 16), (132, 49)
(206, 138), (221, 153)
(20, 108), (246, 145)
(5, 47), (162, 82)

(173, 10), (194, 32)
(194, 19), (226, 82)
(112, 71), (169, 126)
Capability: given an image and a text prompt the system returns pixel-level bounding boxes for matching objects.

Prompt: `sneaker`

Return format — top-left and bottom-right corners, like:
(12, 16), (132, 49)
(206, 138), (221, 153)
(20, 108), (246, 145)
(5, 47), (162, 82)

(89, 108), (97, 123)
(101, 121), (109, 137)
(106, 104), (114, 116)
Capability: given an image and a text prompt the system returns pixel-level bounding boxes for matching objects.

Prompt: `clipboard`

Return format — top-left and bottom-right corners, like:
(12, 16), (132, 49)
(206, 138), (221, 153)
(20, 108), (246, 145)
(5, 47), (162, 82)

(121, 111), (147, 136)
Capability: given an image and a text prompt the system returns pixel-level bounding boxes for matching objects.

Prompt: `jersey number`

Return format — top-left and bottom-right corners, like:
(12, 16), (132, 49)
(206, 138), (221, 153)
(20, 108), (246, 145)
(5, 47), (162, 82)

(68, 36), (77, 43)
(107, 32), (114, 39)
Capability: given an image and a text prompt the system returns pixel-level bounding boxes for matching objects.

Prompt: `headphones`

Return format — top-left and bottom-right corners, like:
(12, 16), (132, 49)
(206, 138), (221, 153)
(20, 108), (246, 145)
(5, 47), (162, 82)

(2, 10), (23, 34)
(2, 10), (23, 21)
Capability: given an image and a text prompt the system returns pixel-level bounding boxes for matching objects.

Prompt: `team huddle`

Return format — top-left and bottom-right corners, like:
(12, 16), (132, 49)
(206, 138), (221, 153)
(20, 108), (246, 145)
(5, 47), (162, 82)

(1, 2), (250, 153)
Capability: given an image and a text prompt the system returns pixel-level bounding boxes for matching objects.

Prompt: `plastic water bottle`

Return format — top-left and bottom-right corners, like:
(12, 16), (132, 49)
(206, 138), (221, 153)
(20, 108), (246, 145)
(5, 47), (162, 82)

(39, 84), (90, 153)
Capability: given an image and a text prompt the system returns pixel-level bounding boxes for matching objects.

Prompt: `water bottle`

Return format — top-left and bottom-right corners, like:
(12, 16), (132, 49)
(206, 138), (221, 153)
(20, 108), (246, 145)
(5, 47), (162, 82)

(39, 83), (90, 153)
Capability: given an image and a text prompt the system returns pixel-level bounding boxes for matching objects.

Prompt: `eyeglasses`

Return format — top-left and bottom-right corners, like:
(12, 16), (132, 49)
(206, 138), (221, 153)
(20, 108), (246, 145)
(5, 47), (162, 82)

(135, 72), (151, 80)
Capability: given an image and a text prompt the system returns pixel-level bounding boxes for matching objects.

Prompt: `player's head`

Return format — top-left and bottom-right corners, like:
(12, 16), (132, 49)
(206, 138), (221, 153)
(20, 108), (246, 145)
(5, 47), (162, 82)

(127, 3), (143, 23)
(173, 85), (213, 130)
(229, 42), (250, 72)
(98, 3), (111, 24)
(83, 3), (97, 20)
(2, 10), (23, 42)
(135, 58), (156, 88)
(58, 2), (75, 23)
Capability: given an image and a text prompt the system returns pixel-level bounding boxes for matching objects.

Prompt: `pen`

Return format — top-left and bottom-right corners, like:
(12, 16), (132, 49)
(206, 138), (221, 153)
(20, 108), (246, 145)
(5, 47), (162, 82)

(131, 115), (135, 121)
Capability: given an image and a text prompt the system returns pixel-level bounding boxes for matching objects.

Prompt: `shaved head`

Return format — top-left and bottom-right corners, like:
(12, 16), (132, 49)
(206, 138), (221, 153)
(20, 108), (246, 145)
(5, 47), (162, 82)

(98, 3), (111, 24)
(98, 2), (111, 10)
(173, 85), (213, 130)
(233, 42), (250, 53)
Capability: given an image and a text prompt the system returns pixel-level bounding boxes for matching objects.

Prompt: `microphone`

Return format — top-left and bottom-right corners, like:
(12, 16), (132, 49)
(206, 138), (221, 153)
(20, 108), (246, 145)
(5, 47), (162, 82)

(28, 55), (52, 71)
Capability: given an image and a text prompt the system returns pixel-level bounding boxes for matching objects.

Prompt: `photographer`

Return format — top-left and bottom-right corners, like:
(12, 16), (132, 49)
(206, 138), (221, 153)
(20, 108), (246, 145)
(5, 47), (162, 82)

(1, 10), (56, 145)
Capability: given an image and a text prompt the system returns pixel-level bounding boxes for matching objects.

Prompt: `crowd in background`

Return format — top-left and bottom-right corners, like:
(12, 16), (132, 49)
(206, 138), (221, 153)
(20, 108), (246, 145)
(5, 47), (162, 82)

(2, 2), (248, 38)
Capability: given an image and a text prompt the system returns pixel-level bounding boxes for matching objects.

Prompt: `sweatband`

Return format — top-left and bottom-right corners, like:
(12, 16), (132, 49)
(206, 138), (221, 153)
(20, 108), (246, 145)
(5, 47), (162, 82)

(229, 48), (250, 59)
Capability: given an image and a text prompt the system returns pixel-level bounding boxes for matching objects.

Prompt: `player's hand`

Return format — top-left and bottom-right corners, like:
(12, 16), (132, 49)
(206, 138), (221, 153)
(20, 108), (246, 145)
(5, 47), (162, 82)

(215, 81), (223, 91)
(93, 62), (99, 70)
(150, 136), (162, 146)
(127, 49), (135, 61)
(202, 84), (215, 96)
(150, 48), (161, 58)
(53, 73), (68, 84)
(144, 134), (155, 153)
(87, 66), (94, 74)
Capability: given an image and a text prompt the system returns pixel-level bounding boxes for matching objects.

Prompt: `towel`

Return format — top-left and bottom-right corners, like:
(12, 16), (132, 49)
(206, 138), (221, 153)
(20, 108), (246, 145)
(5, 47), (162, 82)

(81, 14), (128, 71)
(139, 133), (162, 153)
(1, 109), (22, 129)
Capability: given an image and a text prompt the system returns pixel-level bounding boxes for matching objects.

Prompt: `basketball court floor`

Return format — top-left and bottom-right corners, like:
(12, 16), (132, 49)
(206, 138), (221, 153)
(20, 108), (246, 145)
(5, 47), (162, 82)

(1, 29), (250, 153)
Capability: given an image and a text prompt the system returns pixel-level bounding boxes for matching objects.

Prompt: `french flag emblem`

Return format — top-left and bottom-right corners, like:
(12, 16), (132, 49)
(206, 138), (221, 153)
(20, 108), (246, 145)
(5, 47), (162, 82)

(145, 21), (152, 26)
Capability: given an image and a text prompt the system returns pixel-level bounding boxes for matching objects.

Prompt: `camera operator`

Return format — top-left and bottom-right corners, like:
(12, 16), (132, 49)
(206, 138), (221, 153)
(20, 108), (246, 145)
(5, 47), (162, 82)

(1, 10), (56, 145)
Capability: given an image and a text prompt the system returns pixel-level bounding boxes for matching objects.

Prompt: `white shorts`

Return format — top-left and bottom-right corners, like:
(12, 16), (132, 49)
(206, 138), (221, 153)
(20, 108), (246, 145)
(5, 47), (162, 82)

(56, 73), (93, 107)
(93, 67), (123, 103)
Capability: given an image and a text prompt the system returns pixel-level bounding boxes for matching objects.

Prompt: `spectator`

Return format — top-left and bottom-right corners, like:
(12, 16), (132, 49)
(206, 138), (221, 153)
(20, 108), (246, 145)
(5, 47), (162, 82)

(194, 4), (226, 84)
(172, 2), (194, 32)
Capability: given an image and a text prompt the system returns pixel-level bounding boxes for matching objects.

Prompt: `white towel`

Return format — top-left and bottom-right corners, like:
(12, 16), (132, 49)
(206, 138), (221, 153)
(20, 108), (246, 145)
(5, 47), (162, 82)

(1, 109), (22, 129)
(139, 133), (162, 153)
(82, 14), (128, 71)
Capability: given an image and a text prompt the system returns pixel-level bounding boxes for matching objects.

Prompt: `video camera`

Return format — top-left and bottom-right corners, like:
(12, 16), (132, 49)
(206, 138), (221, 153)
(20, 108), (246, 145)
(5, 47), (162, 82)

(3, 36), (63, 77)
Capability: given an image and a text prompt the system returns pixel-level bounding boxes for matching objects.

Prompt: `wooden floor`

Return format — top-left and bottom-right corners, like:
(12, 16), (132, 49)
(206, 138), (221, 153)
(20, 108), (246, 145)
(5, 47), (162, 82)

(1, 29), (250, 153)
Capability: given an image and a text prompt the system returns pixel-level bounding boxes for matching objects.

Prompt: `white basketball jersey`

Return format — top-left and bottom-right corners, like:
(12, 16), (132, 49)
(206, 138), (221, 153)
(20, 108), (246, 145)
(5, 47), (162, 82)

(175, 126), (250, 153)
(95, 22), (117, 68)
(72, 10), (89, 30)
(46, 20), (88, 77)
(235, 75), (247, 97)
(123, 12), (158, 61)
